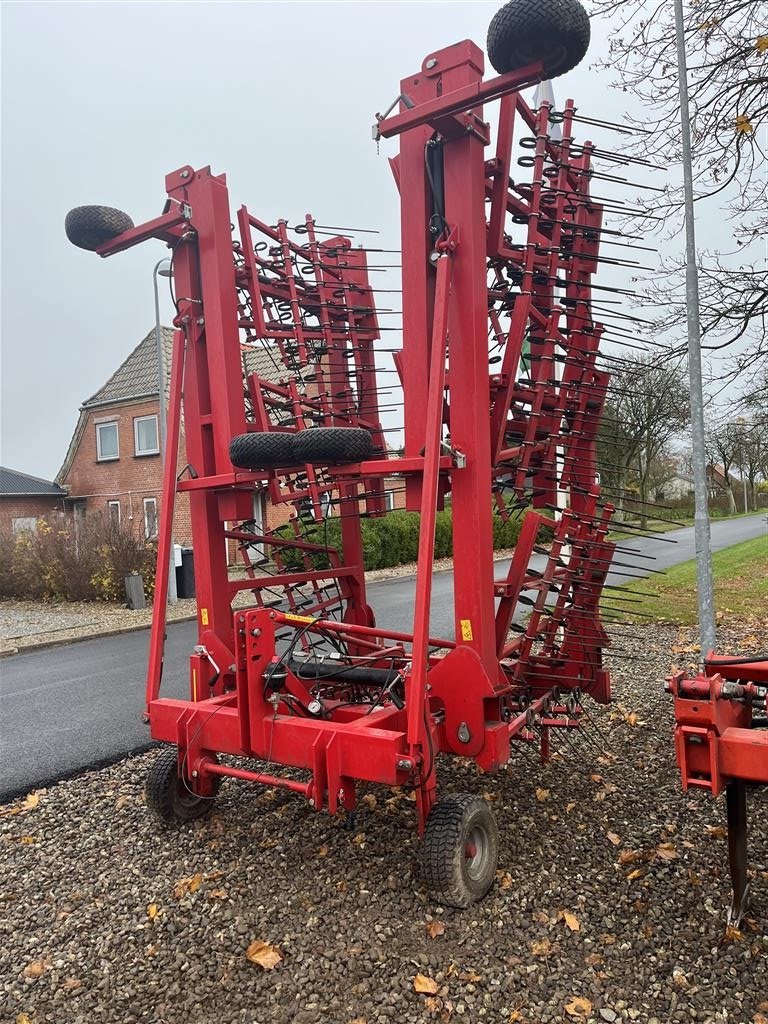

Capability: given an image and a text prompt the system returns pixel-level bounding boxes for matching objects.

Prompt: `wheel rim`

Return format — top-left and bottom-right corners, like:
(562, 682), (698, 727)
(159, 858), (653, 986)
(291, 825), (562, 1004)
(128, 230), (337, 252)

(173, 777), (203, 810)
(464, 825), (492, 881)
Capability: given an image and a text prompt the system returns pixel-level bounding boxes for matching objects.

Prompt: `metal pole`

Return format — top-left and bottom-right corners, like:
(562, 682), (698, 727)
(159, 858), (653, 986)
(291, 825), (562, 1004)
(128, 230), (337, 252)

(673, 0), (715, 653)
(153, 257), (178, 604)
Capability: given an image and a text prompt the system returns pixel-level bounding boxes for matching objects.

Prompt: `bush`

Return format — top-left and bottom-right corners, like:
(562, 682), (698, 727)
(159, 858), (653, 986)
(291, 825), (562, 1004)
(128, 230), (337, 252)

(274, 504), (529, 572)
(0, 515), (157, 603)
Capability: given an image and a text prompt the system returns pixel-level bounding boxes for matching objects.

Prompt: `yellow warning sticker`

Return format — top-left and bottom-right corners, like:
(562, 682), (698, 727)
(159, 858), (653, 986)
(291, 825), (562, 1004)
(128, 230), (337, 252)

(200, 608), (209, 626)
(460, 619), (474, 642)
(285, 613), (315, 625)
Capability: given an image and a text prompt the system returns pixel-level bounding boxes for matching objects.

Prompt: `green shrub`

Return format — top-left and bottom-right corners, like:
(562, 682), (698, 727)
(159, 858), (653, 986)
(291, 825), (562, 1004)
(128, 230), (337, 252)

(271, 503), (529, 572)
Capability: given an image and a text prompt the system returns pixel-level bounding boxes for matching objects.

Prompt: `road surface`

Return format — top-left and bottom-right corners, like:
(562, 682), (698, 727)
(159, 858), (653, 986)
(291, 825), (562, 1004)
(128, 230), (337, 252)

(2, 513), (765, 799)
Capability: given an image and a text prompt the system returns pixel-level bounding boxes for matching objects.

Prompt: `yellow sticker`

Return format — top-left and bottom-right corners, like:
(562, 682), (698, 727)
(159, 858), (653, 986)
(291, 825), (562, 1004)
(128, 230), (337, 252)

(460, 619), (474, 642)
(284, 613), (315, 625)
(200, 608), (209, 626)
(192, 668), (197, 702)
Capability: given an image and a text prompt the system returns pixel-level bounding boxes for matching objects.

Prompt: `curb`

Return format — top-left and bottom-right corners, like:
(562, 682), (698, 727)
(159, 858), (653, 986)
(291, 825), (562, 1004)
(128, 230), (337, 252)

(0, 614), (198, 659)
(0, 550), (522, 659)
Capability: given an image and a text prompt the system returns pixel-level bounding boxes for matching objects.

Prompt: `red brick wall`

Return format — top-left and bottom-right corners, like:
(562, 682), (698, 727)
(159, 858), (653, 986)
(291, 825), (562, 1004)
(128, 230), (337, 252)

(0, 495), (68, 534)
(62, 398), (194, 546)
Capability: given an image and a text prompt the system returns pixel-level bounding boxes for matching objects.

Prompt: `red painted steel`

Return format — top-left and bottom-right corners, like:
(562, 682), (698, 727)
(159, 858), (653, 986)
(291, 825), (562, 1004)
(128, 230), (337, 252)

(89, 41), (619, 835)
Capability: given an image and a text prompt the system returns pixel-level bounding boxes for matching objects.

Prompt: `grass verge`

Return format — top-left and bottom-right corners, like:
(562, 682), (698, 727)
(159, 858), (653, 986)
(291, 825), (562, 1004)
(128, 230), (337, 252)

(609, 534), (768, 625)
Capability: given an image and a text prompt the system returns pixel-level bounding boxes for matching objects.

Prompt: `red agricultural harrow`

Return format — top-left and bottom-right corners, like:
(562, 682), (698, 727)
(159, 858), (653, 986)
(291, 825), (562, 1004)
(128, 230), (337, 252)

(66, 0), (766, 912)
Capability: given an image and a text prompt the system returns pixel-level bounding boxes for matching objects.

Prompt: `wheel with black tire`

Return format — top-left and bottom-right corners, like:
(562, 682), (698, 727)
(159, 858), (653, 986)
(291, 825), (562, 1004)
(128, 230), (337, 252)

(423, 794), (499, 908)
(229, 432), (296, 470)
(65, 205), (135, 251)
(145, 746), (220, 824)
(487, 0), (591, 80)
(293, 427), (374, 465)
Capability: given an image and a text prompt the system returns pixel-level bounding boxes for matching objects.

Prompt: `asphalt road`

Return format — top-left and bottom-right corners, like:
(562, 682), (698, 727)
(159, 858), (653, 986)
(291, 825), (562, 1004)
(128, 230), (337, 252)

(2, 514), (765, 799)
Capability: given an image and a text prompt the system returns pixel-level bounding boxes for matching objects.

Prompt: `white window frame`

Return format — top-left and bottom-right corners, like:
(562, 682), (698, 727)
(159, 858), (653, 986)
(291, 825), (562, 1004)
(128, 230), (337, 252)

(12, 517), (38, 534)
(143, 497), (158, 540)
(134, 414), (160, 457)
(96, 421), (119, 461)
(107, 500), (121, 525)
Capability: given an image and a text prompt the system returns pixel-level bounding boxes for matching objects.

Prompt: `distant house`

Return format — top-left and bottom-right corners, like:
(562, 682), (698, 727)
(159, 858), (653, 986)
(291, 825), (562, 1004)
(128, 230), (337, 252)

(0, 467), (68, 534)
(660, 461), (740, 502)
(56, 328), (291, 556)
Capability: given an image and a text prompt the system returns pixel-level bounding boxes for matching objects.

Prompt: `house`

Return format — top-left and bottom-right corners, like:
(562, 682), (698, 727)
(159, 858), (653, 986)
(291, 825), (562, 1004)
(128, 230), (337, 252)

(56, 327), (289, 555)
(659, 461), (741, 503)
(0, 467), (68, 534)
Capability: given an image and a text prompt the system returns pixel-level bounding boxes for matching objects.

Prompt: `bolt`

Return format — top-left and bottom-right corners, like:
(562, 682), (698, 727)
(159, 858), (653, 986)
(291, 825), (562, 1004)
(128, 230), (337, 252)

(252, 628), (261, 637)
(191, 770), (198, 778)
(425, 57), (438, 69)
(308, 798), (315, 808)
(196, 317), (205, 325)
(180, 169), (190, 179)
(397, 759), (411, 770)
(228, 663), (236, 673)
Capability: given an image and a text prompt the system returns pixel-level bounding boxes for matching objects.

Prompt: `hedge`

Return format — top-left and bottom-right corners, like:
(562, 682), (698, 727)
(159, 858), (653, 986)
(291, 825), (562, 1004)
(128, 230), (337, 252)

(275, 506), (538, 572)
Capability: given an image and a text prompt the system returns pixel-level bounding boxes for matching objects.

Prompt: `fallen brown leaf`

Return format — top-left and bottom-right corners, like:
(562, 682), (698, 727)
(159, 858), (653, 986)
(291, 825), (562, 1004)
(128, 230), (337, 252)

(62, 978), (81, 992)
(723, 924), (743, 943)
(458, 969), (482, 983)
(426, 920), (445, 939)
(565, 996), (592, 1017)
(208, 889), (229, 900)
(497, 870), (513, 890)
(245, 940), (282, 970)
(672, 968), (689, 988)
(16, 1014), (33, 1024)
(618, 849), (643, 865)
(706, 825), (727, 839)
(560, 910), (580, 932)
(531, 938), (552, 957)
(535, 787), (550, 803)
(114, 795), (130, 810)
(23, 960), (47, 979)
(361, 793), (377, 811)
(172, 873), (203, 899)
(655, 842), (678, 861)
(626, 867), (646, 881)
(606, 832), (621, 846)
(414, 973), (439, 995)
(147, 903), (160, 920)
(318, 844), (329, 858)
(21, 793), (40, 811)
(584, 952), (603, 966)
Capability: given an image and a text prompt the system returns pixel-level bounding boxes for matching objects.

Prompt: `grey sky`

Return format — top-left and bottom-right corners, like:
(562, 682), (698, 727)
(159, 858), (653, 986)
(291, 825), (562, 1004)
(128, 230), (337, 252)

(1, 0), (678, 480)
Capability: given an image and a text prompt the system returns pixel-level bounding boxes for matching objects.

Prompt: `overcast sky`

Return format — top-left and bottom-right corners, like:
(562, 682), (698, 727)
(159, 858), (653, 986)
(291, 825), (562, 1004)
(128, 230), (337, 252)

(1, 0), (705, 480)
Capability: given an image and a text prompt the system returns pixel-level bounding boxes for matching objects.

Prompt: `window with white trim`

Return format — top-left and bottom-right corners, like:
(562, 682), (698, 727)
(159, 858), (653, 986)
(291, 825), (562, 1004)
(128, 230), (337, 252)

(96, 421), (119, 461)
(12, 517), (38, 534)
(134, 414), (159, 456)
(107, 500), (121, 525)
(143, 497), (158, 540)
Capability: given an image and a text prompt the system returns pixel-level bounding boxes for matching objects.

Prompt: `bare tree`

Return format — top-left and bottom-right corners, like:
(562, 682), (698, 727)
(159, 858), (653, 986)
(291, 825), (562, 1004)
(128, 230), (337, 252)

(590, 0), (768, 384)
(705, 419), (741, 512)
(598, 354), (690, 524)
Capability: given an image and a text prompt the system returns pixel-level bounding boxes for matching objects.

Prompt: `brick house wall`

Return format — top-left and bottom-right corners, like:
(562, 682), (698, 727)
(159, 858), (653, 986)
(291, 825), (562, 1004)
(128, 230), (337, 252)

(0, 494), (68, 534)
(61, 397), (194, 547)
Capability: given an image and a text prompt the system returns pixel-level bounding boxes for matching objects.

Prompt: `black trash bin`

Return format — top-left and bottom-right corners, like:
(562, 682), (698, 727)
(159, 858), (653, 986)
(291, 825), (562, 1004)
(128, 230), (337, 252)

(176, 547), (195, 599)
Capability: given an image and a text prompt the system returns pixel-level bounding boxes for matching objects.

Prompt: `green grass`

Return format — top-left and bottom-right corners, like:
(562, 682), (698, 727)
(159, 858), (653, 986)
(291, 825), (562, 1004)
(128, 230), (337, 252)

(608, 534), (768, 625)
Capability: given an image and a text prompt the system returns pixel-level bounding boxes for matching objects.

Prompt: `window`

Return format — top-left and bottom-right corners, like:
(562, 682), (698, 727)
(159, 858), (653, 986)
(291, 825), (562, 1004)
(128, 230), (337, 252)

(96, 421), (119, 461)
(12, 517), (38, 534)
(107, 500), (120, 525)
(143, 497), (158, 540)
(134, 415), (159, 456)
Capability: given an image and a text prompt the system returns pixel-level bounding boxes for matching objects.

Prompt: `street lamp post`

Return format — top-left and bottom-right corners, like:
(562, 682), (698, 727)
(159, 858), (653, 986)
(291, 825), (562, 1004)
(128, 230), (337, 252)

(153, 257), (178, 604)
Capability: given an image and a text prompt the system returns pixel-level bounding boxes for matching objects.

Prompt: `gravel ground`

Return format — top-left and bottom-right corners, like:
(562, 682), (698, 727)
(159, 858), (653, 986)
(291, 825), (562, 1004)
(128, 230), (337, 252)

(1, 622), (766, 1024)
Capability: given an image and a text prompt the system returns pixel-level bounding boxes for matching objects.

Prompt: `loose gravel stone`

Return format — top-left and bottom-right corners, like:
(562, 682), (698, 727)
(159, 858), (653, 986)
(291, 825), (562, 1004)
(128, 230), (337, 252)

(0, 622), (765, 1024)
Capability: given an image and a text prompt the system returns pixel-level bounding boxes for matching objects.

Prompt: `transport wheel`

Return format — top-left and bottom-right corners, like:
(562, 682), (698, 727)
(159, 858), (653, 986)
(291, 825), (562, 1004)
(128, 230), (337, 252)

(293, 427), (374, 465)
(64, 205), (134, 251)
(145, 746), (220, 824)
(486, 0), (591, 80)
(229, 432), (296, 469)
(423, 794), (499, 908)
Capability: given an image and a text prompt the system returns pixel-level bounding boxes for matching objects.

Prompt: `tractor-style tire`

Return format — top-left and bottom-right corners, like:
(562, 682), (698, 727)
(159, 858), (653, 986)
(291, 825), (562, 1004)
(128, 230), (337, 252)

(487, 0), (591, 80)
(423, 790), (501, 905)
(423, 794), (499, 908)
(229, 432), (296, 470)
(145, 746), (220, 824)
(293, 427), (374, 465)
(65, 205), (135, 251)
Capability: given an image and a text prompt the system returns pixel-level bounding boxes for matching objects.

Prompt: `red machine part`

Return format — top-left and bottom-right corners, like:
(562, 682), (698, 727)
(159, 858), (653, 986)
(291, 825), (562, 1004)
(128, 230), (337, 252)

(670, 656), (768, 925)
(68, 22), (620, 905)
